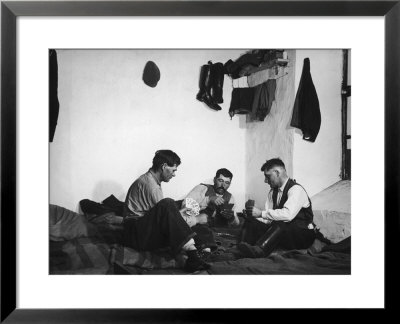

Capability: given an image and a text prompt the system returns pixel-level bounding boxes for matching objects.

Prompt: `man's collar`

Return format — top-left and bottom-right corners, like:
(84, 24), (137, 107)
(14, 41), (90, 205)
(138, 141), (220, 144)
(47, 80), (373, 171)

(279, 177), (289, 192)
(148, 169), (161, 185)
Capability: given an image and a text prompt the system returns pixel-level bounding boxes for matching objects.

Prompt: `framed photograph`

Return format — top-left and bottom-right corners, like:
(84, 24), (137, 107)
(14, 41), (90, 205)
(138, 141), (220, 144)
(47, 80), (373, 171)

(1, 0), (398, 321)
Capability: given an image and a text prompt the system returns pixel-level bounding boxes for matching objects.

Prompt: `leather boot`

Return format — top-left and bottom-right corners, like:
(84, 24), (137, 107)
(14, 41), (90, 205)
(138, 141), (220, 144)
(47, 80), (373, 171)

(196, 62), (222, 111)
(237, 242), (265, 258)
(256, 222), (285, 257)
(237, 226), (247, 244)
(196, 64), (209, 102)
(210, 62), (225, 104)
(237, 222), (284, 258)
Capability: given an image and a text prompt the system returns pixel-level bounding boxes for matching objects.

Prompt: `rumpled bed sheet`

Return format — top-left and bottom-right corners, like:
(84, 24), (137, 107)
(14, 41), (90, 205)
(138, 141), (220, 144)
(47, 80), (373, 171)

(49, 204), (350, 275)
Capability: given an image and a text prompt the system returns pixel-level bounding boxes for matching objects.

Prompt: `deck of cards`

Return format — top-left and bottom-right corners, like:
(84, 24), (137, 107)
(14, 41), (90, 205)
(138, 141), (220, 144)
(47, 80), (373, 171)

(185, 197), (200, 217)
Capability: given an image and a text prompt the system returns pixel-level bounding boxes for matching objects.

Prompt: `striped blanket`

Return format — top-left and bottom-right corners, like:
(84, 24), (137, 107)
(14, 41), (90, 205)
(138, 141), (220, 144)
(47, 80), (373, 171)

(50, 238), (118, 274)
(49, 205), (186, 274)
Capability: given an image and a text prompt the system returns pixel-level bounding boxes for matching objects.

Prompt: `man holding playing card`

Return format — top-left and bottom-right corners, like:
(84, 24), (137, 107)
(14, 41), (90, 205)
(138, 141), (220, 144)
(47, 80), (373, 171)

(182, 168), (239, 227)
(123, 150), (210, 272)
(237, 158), (316, 258)
(180, 168), (238, 256)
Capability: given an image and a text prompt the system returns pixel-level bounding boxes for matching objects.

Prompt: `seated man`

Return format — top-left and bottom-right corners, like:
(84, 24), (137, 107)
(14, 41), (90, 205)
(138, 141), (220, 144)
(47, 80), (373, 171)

(181, 168), (239, 254)
(183, 168), (239, 227)
(237, 158), (316, 258)
(123, 150), (210, 272)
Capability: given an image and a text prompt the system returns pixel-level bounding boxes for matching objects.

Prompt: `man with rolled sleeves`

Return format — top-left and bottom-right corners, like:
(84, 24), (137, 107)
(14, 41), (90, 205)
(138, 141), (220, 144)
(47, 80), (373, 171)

(123, 150), (210, 272)
(238, 158), (316, 258)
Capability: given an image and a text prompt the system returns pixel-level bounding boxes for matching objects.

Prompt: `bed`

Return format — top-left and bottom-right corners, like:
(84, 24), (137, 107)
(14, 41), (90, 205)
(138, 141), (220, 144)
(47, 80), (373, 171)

(49, 200), (350, 275)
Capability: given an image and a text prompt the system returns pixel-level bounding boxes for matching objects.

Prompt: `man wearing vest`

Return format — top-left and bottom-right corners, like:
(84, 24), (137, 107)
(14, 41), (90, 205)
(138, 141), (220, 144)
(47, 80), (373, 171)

(183, 168), (239, 227)
(237, 158), (316, 258)
(182, 168), (239, 254)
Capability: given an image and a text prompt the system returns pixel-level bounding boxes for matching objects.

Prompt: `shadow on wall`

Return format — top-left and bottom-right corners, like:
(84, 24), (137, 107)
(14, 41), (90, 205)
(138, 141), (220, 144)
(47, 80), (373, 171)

(92, 180), (126, 205)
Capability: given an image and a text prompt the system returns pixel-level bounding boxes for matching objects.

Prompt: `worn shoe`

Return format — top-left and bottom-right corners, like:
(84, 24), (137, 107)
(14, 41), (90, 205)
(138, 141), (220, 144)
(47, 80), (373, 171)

(237, 242), (265, 258)
(198, 248), (212, 262)
(184, 250), (211, 273)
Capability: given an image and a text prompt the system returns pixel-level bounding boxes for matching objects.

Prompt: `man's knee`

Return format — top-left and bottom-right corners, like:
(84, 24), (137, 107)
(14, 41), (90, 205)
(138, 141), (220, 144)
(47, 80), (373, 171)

(158, 198), (177, 208)
(157, 198), (181, 216)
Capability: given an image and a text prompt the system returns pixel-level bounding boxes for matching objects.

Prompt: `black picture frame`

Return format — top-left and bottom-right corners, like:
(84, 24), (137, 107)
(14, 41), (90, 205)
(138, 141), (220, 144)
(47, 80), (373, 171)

(1, 0), (399, 322)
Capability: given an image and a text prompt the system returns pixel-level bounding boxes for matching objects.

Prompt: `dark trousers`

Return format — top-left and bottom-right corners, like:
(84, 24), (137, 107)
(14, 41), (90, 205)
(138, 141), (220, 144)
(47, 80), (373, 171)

(240, 217), (315, 250)
(123, 198), (196, 255)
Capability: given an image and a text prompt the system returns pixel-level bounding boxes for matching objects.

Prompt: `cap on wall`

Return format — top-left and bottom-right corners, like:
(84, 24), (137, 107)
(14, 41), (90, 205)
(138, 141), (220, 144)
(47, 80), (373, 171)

(142, 61), (160, 88)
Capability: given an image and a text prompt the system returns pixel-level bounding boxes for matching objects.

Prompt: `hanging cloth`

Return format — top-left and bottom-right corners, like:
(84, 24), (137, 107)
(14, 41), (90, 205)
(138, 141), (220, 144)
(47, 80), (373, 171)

(49, 49), (59, 142)
(228, 87), (255, 118)
(290, 58), (321, 142)
(251, 79), (276, 121)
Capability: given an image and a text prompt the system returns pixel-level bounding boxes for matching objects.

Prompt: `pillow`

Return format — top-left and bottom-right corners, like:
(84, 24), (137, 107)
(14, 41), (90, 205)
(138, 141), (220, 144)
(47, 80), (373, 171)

(311, 180), (351, 244)
(313, 209), (351, 244)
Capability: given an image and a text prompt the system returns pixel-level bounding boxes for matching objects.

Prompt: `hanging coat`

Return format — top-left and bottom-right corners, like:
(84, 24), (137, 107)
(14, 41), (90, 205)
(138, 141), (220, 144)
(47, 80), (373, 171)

(49, 49), (59, 142)
(290, 58), (321, 142)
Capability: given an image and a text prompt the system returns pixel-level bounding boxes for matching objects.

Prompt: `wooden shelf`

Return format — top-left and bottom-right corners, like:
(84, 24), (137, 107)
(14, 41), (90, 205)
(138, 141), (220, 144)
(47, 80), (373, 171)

(245, 59), (289, 75)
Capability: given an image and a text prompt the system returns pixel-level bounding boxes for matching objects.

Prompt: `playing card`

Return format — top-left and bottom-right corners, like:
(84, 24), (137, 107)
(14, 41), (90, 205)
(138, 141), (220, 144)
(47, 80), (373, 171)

(185, 197), (200, 216)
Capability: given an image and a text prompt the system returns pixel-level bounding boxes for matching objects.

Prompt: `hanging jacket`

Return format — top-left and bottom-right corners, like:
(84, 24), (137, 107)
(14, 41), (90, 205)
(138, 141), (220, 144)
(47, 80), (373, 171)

(290, 58), (321, 142)
(49, 49), (59, 142)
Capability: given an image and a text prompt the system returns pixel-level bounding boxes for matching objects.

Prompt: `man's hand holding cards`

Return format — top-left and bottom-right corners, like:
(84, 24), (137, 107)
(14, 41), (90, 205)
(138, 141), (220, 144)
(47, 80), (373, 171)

(184, 197), (200, 217)
(219, 203), (234, 220)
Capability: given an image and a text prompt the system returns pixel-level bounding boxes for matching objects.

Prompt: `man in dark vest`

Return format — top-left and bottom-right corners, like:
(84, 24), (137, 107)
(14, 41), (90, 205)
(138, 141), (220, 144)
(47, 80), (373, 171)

(182, 168), (239, 254)
(237, 158), (316, 258)
(183, 168), (239, 227)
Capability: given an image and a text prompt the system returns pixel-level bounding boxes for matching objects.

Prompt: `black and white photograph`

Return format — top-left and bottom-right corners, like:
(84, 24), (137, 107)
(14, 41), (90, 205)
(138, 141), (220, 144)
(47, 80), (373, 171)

(49, 49), (351, 275)
(2, 1), (396, 318)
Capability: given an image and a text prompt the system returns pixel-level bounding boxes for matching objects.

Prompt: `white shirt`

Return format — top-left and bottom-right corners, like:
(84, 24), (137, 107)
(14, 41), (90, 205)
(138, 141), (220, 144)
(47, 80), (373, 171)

(183, 184), (239, 226)
(258, 178), (310, 224)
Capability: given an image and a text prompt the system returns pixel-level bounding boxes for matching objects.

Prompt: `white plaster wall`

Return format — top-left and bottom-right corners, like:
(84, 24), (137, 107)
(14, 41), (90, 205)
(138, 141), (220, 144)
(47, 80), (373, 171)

(50, 49), (247, 212)
(244, 50), (296, 207)
(244, 49), (343, 208)
(293, 50), (343, 196)
(50, 49), (344, 213)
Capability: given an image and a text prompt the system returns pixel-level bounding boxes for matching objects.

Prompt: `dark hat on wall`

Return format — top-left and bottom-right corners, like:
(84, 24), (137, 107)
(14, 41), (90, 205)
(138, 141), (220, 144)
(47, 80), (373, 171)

(143, 61), (160, 87)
